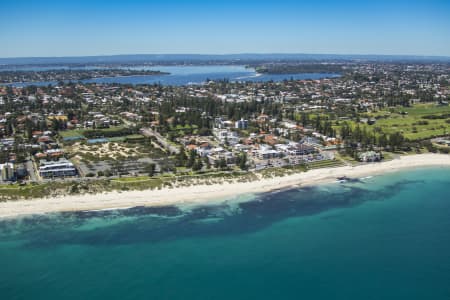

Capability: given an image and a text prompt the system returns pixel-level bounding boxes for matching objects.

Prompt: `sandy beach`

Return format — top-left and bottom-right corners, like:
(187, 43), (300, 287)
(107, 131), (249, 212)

(1, 153), (449, 219)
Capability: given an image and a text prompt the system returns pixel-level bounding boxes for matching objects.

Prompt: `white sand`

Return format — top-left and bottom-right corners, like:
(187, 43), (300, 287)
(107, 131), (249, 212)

(1, 153), (449, 219)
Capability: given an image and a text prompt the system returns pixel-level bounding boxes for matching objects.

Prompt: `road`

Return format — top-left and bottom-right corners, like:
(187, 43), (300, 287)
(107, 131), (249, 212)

(25, 159), (39, 182)
(140, 128), (180, 154)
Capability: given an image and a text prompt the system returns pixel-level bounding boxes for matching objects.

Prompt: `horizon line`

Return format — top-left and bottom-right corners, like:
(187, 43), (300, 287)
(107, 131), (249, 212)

(1, 52), (450, 60)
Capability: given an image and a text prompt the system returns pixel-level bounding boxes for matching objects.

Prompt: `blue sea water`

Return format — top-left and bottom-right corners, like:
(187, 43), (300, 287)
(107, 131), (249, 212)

(1, 167), (450, 300)
(3, 65), (340, 87)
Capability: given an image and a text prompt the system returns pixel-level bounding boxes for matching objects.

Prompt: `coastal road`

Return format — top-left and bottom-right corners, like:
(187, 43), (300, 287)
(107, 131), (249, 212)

(140, 128), (180, 154)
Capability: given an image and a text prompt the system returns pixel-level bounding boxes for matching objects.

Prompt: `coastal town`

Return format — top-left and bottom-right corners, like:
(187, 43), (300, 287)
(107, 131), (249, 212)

(0, 68), (169, 84)
(3, 0), (450, 298)
(0, 61), (449, 198)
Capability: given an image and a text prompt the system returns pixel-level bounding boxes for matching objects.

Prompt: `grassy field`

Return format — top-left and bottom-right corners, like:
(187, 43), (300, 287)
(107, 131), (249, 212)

(367, 104), (450, 140)
(0, 182), (69, 200)
(111, 176), (151, 182)
(59, 129), (86, 138)
(107, 134), (145, 143)
(306, 159), (346, 169)
(59, 126), (130, 139)
(110, 177), (167, 190)
(107, 136), (126, 142)
(334, 104), (450, 141)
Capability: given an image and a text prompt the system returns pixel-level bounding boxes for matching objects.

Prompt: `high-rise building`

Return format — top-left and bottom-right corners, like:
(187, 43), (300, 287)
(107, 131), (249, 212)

(0, 163), (15, 181)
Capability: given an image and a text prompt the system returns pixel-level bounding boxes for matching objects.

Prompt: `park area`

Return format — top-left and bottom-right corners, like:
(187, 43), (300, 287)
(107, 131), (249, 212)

(334, 103), (450, 141)
(368, 104), (450, 140)
(58, 126), (146, 143)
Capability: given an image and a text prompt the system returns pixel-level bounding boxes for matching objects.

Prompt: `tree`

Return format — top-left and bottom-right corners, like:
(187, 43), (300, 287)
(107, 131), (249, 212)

(25, 118), (33, 140)
(203, 156), (211, 169)
(177, 146), (188, 166)
(192, 158), (203, 171)
(238, 152), (248, 170)
(145, 163), (156, 176)
(186, 150), (196, 168)
(378, 133), (388, 148)
(51, 118), (60, 132)
(389, 132), (405, 151)
(219, 158), (227, 170)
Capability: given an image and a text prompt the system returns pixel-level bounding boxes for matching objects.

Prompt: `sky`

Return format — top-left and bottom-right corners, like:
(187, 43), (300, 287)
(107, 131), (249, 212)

(0, 0), (449, 58)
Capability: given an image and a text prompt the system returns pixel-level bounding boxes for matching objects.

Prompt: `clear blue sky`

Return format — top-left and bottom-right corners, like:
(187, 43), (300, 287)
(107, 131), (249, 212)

(1, 0), (449, 58)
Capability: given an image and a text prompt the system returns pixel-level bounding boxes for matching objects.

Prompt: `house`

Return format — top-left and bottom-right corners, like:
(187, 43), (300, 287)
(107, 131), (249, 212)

(214, 117), (226, 129)
(207, 147), (235, 165)
(47, 115), (68, 122)
(274, 142), (316, 156)
(1, 138), (15, 148)
(35, 148), (65, 160)
(301, 136), (322, 149)
(186, 144), (198, 152)
(358, 151), (381, 162)
(286, 143), (316, 156)
(234, 144), (253, 152)
(263, 135), (279, 146)
(256, 145), (281, 160)
(37, 135), (53, 144)
(197, 143), (212, 157)
(257, 114), (270, 123)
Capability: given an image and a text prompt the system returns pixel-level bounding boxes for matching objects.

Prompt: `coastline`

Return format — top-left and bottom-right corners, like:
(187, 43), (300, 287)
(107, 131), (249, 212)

(1, 153), (449, 219)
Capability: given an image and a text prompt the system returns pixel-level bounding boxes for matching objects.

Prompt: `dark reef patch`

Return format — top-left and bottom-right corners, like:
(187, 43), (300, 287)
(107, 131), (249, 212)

(0, 179), (424, 248)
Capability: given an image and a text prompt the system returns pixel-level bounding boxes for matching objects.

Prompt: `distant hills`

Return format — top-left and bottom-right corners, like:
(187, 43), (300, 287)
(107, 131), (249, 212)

(1, 53), (449, 65)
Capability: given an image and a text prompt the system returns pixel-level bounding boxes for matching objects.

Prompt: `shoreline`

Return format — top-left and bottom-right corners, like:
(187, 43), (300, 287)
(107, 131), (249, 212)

(1, 153), (449, 219)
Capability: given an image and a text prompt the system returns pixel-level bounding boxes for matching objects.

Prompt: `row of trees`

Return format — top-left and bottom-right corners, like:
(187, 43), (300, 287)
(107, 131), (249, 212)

(338, 121), (406, 158)
(155, 96), (283, 134)
(174, 147), (248, 172)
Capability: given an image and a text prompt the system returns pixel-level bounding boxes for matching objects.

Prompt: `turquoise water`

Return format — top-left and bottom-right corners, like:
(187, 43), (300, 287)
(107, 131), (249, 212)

(1, 168), (450, 299)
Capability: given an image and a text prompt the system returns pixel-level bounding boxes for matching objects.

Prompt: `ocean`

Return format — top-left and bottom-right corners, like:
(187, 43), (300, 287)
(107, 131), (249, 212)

(0, 167), (449, 299)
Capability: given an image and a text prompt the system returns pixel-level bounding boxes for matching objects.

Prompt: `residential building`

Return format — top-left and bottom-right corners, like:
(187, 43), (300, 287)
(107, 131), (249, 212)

(256, 145), (281, 160)
(213, 128), (240, 145)
(0, 163), (15, 181)
(358, 151), (381, 162)
(39, 158), (77, 178)
(235, 118), (248, 129)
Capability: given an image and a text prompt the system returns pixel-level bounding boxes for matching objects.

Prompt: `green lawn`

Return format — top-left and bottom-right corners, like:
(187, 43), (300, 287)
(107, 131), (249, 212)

(402, 104), (450, 116)
(111, 176), (151, 182)
(307, 160), (345, 169)
(59, 129), (86, 138)
(368, 104), (450, 140)
(125, 134), (145, 139)
(0, 182), (66, 199)
(93, 125), (126, 133)
(110, 177), (167, 190)
(106, 135), (144, 142)
(107, 136), (126, 142)
(335, 104), (450, 141)
(61, 126), (141, 142)
(0, 184), (27, 190)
